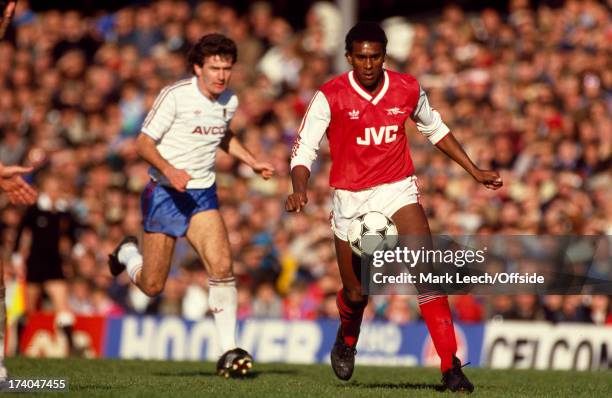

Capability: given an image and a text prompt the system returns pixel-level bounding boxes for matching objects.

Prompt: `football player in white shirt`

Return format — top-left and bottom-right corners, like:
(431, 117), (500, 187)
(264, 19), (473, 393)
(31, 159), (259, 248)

(108, 33), (274, 377)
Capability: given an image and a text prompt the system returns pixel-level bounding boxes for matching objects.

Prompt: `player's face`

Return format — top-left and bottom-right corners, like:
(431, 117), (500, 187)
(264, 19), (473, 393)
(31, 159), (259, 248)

(194, 54), (234, 99)
(346, 41), (385, 92)
(42, 177), (61, 202)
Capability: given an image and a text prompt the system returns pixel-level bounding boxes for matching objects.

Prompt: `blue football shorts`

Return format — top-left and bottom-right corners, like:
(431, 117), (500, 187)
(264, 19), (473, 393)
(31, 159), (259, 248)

(141, 181), (219, 237)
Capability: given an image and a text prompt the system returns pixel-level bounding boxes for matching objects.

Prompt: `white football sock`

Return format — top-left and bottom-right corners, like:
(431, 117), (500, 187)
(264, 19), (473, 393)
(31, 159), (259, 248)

(55, 311), (76, 354)
(118, 243), (143, 283)
(208, 277), (237, 353)
(55, 311), (75, 328)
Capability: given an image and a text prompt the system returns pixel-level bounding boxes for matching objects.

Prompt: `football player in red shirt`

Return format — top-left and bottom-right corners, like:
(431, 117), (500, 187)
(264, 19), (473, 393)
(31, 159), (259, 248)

(286, 22), (502, 392)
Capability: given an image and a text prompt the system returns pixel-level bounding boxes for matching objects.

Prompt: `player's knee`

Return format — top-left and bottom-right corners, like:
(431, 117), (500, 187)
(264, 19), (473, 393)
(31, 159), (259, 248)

(141, 280), (164, 297)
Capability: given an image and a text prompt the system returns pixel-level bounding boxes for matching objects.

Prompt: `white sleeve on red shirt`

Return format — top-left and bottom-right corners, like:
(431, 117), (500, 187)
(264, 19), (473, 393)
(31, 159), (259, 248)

(141, 87), (177, 141)
(411, 87), (450, 145)
(290, 91), (331, 171)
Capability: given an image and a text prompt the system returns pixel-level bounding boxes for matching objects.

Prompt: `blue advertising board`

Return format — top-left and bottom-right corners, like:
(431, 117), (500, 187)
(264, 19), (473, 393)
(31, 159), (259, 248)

(104, 317), (484, 367)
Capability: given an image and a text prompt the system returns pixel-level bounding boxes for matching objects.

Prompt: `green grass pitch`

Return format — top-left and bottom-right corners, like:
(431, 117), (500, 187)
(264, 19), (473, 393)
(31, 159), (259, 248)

(5, 357), (612, 397)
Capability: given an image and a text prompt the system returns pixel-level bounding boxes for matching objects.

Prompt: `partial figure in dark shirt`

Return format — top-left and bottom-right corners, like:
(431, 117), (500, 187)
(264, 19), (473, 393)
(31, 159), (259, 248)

(13, 174), (79, 355)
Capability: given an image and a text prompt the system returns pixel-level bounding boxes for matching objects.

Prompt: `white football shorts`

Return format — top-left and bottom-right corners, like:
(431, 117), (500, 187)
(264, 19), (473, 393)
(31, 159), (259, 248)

(331, 175), (420, 241)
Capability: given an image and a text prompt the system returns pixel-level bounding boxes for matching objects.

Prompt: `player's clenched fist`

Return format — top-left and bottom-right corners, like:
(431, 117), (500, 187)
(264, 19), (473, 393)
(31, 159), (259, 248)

(285, 192), (307, 212)
(252, 161), (275, 180)
(163, 167), (192, 192)
(474, 169), (503, 190)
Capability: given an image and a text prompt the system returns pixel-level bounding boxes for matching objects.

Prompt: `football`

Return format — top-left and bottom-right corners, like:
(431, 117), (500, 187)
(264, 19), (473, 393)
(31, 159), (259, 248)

(347, 211), (399, 257)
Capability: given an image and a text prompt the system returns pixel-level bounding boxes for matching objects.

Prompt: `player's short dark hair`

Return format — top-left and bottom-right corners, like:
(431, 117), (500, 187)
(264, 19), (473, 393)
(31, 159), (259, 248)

(345, 21), (388, 54)
(188, 33), (237, 74)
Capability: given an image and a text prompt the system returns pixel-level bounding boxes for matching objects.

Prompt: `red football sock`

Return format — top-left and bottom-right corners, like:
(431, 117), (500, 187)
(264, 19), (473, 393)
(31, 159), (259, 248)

(336, 289), (367, 347)
(419, 295), (457, 372)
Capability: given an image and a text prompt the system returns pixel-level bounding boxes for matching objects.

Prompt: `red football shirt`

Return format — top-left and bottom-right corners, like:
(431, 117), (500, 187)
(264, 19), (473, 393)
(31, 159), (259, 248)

(291, 69), (450, 191)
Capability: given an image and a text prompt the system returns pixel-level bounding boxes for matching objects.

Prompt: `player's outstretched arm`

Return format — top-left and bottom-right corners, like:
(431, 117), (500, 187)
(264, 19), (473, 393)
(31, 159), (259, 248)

(435, 133), (503, 190)
(0, 162), (37, 205)
(411, 86), (502, 190)
(220, 129), (274, 179)
(136, 133), (192, 192)
(286, 165), (309, 213)
(0, 0), (17, 40)
(0, 164), (32, 179)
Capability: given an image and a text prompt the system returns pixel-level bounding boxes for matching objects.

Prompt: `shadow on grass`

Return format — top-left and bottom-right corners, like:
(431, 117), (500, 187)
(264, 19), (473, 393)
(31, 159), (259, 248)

(348, 382), (444, 392)
(153, 369), (299, 379)
(68, 384), (116, 391)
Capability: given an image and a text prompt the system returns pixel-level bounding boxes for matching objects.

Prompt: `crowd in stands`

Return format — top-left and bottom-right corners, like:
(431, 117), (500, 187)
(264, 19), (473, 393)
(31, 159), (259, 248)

(0, 0), (610, 328)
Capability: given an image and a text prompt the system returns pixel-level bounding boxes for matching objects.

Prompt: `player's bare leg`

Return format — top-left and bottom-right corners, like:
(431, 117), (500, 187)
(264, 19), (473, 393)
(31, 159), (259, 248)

(23, 280), (78, 358)
(44, 280), (79, 356)
(138, 234), (176, 296)
(330, 236), (366, 380)
(25, 283), (41, 314)
(109, 232), (175, 297)
(392, 203), (473, 393)
(186, 210), (252, 378)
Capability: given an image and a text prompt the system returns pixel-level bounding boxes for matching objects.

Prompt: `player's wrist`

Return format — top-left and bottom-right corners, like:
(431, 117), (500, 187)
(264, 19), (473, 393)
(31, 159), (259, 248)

(160, 163), (175, 177)
(467, 165), (481, 179)
(244, 154), (258, 169)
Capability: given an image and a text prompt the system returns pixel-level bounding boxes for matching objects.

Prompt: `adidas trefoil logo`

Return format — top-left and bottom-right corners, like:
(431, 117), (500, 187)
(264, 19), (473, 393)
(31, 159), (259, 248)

(348, 109), (360, 120)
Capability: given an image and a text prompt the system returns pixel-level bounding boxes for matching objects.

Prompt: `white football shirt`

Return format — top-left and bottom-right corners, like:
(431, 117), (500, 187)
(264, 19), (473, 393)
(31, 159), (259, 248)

(141, 76), (238, 189)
